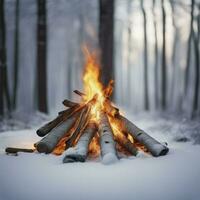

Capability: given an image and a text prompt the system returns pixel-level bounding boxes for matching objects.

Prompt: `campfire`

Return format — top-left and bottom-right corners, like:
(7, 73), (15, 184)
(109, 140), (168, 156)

(6, 48), (169, 164)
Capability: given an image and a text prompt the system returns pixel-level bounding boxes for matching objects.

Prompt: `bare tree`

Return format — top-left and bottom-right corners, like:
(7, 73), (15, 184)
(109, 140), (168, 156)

(127, 0), (132, 107)
(152, 0), (159, 108)
(0, 0), (11, 117)
(161, 0), (167, 110)
(169, 0), (179, 107)
(141, 0), (149, 110)
(37, 0), (48, 113)
(12, 0), (20, 110)
(184, 0), (194, 95)
(99, 0), (114, 85)
(192, 1), (200, 117)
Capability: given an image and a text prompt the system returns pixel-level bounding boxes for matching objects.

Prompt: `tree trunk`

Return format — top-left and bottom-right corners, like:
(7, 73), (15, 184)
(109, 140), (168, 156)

(37, 0), (48, 113)
(0, 0), (11, 116)
(153, 0), (159, 108)
(12, 0), (20, 110)
(169, 0), (179, 108)
(141, 0), (149, 110)
(184, 0), (194, 95)
(0, 0), (4, 116)
(98, 112), (118, 164)
(161, 0), (167, 109)
(63, 122), (97, 163)
(192, 0), (200, 117)
(116, 115), (169, 157)
(99, 0), (114, 85)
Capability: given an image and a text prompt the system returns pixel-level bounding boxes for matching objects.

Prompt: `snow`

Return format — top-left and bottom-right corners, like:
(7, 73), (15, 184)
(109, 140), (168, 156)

(0, 113), (200, 200)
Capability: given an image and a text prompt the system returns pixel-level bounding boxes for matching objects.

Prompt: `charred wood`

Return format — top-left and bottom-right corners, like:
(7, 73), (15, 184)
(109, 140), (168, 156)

(73, 90), (86, 97)
(5, 147), (35, 154)
(62, 99), (78, 107)
(114, 134), (138, 156)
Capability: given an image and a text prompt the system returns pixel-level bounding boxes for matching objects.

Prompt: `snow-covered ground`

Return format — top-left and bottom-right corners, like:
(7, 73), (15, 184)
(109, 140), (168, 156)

(0, 113), (200, 200)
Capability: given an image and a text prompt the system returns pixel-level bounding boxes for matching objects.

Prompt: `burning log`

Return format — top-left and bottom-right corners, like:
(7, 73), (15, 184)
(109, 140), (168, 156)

(37, 105), (81, 137)
(98, 112), (118, 164)
(63, 122), (97, 163)
(62, 99), (78, 107)
(65, 106), (91, 148)
(103, 98), (119, 117)
(116, 115), (169, 157)
(114, 134), (138, 156)
(36, 112), (79, 154)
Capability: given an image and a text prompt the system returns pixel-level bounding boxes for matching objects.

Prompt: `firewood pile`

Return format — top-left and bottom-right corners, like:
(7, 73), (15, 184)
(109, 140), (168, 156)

(5, 49), (169, 163)
(33, 88), (168, 164)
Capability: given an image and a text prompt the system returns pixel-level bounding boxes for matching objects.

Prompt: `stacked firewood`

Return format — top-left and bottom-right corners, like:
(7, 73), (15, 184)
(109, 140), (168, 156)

(32, 90), (169, 164)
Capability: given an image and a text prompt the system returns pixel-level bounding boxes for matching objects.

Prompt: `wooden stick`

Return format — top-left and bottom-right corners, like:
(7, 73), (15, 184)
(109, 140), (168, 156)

(62, 99), (78, 107)
(36, 105), (81, 137)
(36, 112), (80, 154)
(5, 147), (35, 154)
(65, 95), (97, 148)
(65, 106), (91, 148)
(73, 90), (85, 97)
(98, 112), (118, 164)
(116, 115), (169, 157)
(63, 122), (97, 163)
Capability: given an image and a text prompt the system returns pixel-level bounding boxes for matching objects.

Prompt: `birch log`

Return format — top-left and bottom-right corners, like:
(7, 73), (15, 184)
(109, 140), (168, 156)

(36, 113), (78, 153)
(63, 122), (97, 163)
(116, 115), (169, 157)
(65, 105), (91, 148)
(36, 105), (80, 137)
(99, 112), (118, 164)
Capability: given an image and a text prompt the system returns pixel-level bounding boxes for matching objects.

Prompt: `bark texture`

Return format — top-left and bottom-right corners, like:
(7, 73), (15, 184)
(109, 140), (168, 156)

(116, 115), (169, 157)
(98, 112), (118, 163)
(36, 113), (78, 153)
(63, 122), (97, 163)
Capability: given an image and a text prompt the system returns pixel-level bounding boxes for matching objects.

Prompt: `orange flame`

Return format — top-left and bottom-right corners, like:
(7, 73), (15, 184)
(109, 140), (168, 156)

(82, 47), (111, 121)
(82, 46), (133, 155)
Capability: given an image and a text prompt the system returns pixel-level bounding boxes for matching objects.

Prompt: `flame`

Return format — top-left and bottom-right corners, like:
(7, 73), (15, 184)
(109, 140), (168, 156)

(88, 134), (100, 158)
(82, 47), (113, 122)
(82, 46), (131, 154)
(108, 116), (125, 140)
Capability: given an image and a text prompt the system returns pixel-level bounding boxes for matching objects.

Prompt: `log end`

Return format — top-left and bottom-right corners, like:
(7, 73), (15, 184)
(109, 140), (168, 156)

(36, 142), (51, 154)
(36, 129), (47, 137)
(157, 146), (169, 157)
(152, 145), (169, 157)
